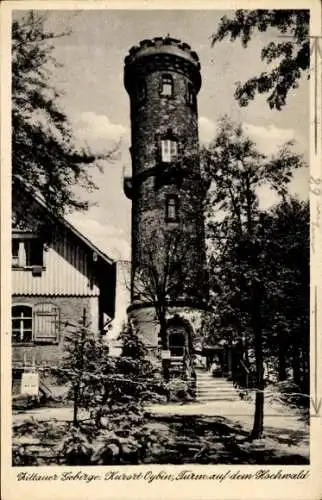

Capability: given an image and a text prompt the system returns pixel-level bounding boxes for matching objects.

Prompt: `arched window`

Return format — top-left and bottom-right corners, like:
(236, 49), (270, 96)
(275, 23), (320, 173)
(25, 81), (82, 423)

(160, 74), (173, 97)
(12, 305), (33, 343)
(166, 195), (179, 222)
(168, 331), (185, 357)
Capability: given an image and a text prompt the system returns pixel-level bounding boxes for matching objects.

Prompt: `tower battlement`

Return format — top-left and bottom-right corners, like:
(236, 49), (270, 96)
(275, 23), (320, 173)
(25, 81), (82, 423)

(125, 36), (200, 66)
(124, 36), (201, 94)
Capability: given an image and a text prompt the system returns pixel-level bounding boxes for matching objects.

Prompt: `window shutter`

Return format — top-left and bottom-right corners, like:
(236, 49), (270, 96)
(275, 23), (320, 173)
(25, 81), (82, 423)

(34, 303), (59, 342)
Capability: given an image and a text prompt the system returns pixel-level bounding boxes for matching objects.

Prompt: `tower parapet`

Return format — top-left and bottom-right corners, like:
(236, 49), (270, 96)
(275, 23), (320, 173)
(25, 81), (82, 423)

(124, 36), (201, 95)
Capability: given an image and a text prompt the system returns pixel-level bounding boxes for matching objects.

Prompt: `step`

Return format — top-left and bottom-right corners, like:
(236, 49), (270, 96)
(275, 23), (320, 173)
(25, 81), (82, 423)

(196, 374), (240, 402)
(196, 397), (238, 403)
(197, 386), (235, 390)
(197, 393), (239, 400)
(197, 382), (235, 390)
(197, 390), (235, 395)
(197, 385), (235, 388)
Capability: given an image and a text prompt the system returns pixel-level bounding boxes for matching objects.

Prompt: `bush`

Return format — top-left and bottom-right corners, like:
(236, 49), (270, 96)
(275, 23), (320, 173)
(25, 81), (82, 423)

(56, 427), (93, 465)
(12, 394), (41, 411)
(166, 378), (194, 402)
(274, 380), (309, 409)
(12, 444), (39, 466)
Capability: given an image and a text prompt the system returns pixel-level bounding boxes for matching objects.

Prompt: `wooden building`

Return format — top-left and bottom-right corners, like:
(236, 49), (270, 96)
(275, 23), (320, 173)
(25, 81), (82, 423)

(11, 180), (116, 396)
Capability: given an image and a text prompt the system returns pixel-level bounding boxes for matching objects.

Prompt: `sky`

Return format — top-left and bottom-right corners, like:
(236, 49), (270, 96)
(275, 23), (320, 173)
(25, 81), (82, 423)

(16, 9), (309, 261)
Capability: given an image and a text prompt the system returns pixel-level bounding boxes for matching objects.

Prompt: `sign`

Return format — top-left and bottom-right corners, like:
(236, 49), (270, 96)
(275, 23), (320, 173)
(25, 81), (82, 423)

(21, 372), (39, 396)
(108, 346), (122, 358)
(161, 350), (171, 360)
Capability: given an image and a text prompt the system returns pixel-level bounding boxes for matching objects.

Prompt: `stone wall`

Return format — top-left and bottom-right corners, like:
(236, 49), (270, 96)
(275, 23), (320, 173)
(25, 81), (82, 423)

(128, 303), (207, 358)
(12, 295), (99, 395)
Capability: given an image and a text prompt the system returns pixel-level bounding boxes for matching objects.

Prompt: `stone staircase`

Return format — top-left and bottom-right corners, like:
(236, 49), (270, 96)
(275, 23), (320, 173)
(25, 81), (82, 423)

(196, 370), (241, 403)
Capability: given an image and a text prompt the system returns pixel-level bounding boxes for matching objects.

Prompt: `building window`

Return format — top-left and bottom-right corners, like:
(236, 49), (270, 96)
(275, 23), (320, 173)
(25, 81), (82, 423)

(137, 79), (146, 103)
(12, 240), (20, 267)
(34, 303), (60, 343)
(12, 305), (33, 343)
(161, 139), (177, 163)
(166, 196), (179, 222)
(12, 237), (44, 268)
(12, 303), (60, 344)
(160, 74), (173, 97)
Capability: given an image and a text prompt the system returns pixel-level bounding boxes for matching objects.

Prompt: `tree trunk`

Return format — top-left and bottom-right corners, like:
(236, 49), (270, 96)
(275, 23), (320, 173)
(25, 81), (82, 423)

(278, 333), (287, 381)
(73, 385), (79, 427)
(249, 280), (264, 440)
(159, 320), (170, 381)
(251, 390), (264, 439)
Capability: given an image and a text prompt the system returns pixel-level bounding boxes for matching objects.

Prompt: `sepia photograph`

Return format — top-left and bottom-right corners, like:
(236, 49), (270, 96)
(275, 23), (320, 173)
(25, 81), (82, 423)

(5, 5), (313, 473)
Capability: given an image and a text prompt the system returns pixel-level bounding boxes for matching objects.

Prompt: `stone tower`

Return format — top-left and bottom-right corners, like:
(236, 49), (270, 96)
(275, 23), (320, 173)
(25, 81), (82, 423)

(124, 37), (208, 381)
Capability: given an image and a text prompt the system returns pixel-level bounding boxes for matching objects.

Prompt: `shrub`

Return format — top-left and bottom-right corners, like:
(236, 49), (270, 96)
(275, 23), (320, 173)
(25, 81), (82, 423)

(56, 427), (93, 465)
(166, 378), (194, 402)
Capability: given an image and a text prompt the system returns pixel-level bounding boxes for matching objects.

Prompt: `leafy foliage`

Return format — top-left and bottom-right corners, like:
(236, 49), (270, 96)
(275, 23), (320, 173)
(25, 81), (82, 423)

(53, 313), (115, 426)
(51, 320), (168, 464)
(212, 9), (309, 109)
(54, 315), (166, 425)
(165, 378), (194, 402)
(260, 198), (309, 391)
(56, 427), (93, 465)
(203, 116), (307, 437)
(12, 11), (117, 220)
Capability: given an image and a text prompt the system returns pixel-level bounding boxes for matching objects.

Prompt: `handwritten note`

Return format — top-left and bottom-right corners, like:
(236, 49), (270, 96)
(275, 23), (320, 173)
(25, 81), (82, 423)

(310, 175), (321, 255)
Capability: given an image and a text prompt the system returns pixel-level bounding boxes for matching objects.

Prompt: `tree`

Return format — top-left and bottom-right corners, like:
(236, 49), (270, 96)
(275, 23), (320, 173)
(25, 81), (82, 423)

(12, 11), (117, 221)
(203, 116), (305, 438)
(211, 9), (309, 110)
(133, 229), (184, 348)
(55, 316), (167, 465)
(132, 227), (204, 380)
(55, 309), (113, 427)
(260, 198), (309, 391)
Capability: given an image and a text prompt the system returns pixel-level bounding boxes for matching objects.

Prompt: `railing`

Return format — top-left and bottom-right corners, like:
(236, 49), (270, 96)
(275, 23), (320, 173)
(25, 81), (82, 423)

(231, 357), (253, 391)
(239, 359), (250, 390)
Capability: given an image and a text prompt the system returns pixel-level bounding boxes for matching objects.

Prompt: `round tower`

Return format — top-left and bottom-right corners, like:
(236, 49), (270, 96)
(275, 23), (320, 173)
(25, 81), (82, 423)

(124, 37), (208, 381)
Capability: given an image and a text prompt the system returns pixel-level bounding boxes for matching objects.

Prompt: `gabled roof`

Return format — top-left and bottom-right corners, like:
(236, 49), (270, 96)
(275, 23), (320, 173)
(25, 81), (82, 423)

(12, 176), (115, 267)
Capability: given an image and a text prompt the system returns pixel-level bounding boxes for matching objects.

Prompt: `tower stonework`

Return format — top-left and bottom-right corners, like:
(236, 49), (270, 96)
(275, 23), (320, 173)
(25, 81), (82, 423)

(124, 37), (208, 382)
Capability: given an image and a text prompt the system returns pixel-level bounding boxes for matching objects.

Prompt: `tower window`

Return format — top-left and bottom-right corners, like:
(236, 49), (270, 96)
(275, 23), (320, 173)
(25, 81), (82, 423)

(161, 139), (177, 163)
(187, 83), (195, 106)
(166, 196), (179, 222)
(160, 74), (173, 97)
(137, 79), (146, 103)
